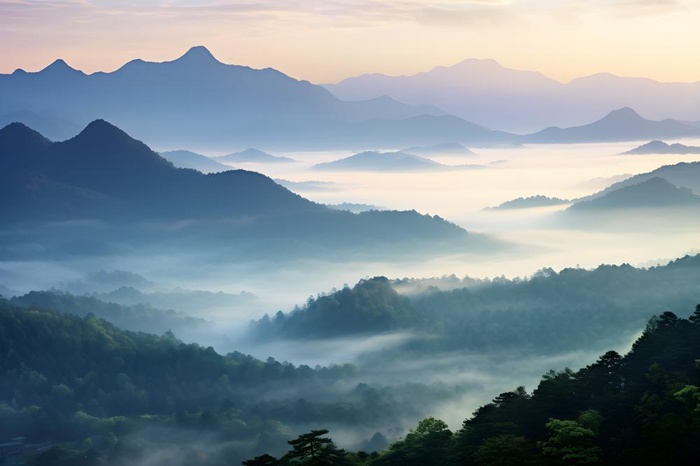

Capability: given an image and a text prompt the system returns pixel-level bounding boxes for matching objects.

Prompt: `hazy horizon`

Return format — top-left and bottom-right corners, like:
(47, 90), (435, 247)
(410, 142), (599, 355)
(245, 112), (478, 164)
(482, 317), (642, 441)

(2, 1), (700, 85)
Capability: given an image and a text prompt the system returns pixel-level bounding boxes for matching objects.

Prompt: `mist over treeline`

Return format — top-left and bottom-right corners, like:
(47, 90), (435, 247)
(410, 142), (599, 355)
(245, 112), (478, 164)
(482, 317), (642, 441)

(243, 304), (700, 465)
(0, 298), (478, 464)
(249, 254), (700, 356)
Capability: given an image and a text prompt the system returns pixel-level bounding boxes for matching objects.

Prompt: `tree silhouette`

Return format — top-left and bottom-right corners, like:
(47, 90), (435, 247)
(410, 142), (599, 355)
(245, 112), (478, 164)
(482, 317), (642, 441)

(281, 429), (349, 465)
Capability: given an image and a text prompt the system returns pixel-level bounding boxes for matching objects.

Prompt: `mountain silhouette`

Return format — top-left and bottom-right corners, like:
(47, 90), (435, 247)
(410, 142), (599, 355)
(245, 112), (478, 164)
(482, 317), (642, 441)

(620, 140), (700, 155)
(216, 148), (297, 164)
(577, 162), (700, 202)
(486, 195), (569, 210)
(326, 61), (700, 133)
(0, 120), (492, 261)
(524, 108), (700, 143)
(569, 177), (700, 210)
(0, 47), (513, 149)
(159, 149), (230, 173)
(402, 142), (476, 156)
(311, 150), (483, 172)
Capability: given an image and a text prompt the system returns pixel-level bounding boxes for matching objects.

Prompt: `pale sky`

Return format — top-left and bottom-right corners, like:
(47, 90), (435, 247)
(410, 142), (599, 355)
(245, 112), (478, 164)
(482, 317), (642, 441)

(1, 0), (699, 84)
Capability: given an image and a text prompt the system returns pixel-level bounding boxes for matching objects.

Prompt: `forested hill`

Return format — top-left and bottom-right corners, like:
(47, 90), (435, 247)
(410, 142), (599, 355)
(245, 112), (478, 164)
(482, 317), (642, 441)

(0, 299), (360, 464)
(250, 277), (416, 339)
(248, 255), (700, 353)
(245, 304), (700, 465)
(0, 300), (467, 465)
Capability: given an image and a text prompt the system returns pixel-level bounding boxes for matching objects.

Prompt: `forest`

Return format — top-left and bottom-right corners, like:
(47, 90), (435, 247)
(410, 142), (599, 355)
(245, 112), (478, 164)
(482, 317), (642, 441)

(5, 298), (700, 465)
(3, 256), (700, 464)
(246, 305), (700, 465)
(249, 255), (700, 353)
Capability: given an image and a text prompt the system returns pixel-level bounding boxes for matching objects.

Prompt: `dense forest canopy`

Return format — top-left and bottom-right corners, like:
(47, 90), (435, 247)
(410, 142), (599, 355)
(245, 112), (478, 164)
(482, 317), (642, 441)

(243, 304), (700, 465)
(3, 256), (700, 464)
(249, 255), (700, 354)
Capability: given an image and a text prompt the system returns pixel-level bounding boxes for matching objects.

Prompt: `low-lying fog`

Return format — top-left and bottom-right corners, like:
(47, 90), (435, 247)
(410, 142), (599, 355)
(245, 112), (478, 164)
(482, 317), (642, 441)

(2, 140), (699, 433)
(4, 139), (700, 315)
(5, 139), (700, 313)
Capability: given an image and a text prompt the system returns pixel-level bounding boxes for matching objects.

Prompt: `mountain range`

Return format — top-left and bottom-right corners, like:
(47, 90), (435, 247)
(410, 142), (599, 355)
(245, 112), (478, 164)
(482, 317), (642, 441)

(620, 140), (700, 155)
(568, 177), (700, 211)
(215, 148), (297, 164)
(159, 149), (229, 173)
(311, 150), (483, 172)
(0, 46), (513, 150)
(325, 59), (700, 133)
(0, 120), (495, 261)
(486, 195), (569, 210)
(401, 142), (476, 156)
(523, 108), (700, 143)
(580, 161), (700, 201)
(3, 48), (699, 148)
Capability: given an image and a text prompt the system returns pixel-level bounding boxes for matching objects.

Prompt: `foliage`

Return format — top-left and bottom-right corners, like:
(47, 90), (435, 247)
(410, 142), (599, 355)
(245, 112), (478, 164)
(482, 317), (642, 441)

(250, 303), (700, 465)
(252, 255), (700, 356)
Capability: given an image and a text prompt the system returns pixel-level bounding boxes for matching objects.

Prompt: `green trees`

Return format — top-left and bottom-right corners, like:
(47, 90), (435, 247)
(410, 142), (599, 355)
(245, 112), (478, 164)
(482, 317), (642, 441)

(242, 430), (349, 465)
(539, 411), (603, 465)
(282, 429), (349, 465)
(374, 417), (452, 465)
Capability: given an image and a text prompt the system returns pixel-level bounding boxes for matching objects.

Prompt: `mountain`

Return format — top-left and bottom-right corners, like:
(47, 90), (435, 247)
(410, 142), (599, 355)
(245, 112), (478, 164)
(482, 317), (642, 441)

(325, 60), (700, 133)
(568, 177), (700, 211)
(402, 142), (476, 156)
(486, 195), (569, 210)
(620, 140), (700, 155)
(0, 46), (514, 149)
(274, 179), (338, 192)
(216, 148), (297, 164)
(0, 120), (495, 261)
(580, 161), (700, 200)
(159, 149), (230, 173)
(524, 108), (700, 143)
(311, 150), (484, 172)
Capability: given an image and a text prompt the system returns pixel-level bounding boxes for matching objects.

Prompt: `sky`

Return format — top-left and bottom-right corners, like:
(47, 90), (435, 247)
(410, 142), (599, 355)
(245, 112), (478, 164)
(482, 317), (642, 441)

(1, 0), (699, 84)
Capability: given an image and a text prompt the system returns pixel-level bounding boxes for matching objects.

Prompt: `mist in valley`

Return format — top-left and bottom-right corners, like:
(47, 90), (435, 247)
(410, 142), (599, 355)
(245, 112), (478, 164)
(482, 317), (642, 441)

(2, 135), (700, 464)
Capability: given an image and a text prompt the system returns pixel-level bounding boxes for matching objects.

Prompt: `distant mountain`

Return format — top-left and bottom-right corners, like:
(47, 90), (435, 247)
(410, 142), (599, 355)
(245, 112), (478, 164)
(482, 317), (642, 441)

(486, 195), (569, 210)
(327, 203), (384, 213)
(569, 177), (700, 210)
(580, 161), (700, 201)
(0, 120), (496, 261)
(160, 149), (229, 173)
(216, 148), (296, 164)
(0, 46), (513, 149)
(326, 60), (700, 133)
(524, 108), (700, 143)
(0, 109), (81, 141)
(402, 142), (476, 156)
(274, 179), (338, 192)
(312, 150), (484, 172)
(620, 140), (700, 155)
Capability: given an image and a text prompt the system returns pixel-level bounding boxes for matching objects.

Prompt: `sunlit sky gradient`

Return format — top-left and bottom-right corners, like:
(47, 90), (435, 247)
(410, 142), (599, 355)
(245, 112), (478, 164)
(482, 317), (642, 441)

(1, 0), (699, 84)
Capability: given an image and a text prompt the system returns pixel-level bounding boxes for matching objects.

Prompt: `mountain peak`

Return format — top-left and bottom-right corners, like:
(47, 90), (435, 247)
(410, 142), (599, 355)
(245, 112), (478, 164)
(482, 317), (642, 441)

(69, 119), (149, 153)
(604, 107), (643, 120)
(78, 119), (127, 138)
(176, 46), (221, 65)
(0, 122), (52, 148)
(40, 58), (81, 75)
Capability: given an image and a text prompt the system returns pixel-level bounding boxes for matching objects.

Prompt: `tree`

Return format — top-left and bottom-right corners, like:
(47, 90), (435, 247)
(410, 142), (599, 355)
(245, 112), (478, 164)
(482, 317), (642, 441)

(242, 453), (280, 466)
(281, 429), (349, 465)
(689, 304), (700, 325)
(539, 410), (603, 465)
(375, 417), (452, 466)
(473, 434), (535, 466)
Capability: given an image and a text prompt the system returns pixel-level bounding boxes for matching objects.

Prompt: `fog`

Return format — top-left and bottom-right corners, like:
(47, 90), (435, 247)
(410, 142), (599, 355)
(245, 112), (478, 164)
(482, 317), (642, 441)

(4, 139), (700, 460)
(3, 139), (699, 318)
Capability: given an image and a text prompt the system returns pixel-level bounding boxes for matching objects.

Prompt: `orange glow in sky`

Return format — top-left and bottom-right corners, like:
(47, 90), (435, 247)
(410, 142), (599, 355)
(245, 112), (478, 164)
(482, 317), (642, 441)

(1, 0), (699, 84)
